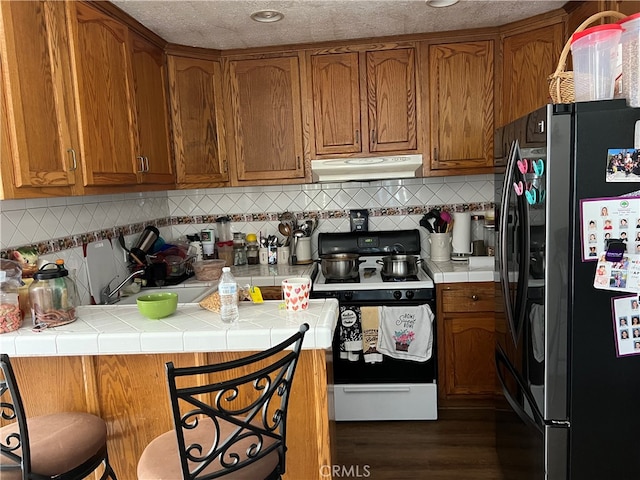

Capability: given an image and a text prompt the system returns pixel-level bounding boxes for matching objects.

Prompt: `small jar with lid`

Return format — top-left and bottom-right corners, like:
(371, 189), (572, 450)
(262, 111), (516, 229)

(245, 233), (259, 265)
(29, 260), (79, 329)
(0, 259), (23, 333)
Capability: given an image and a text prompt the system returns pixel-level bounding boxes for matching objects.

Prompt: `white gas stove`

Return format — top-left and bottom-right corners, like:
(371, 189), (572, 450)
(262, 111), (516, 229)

(311, 230), (438, 422)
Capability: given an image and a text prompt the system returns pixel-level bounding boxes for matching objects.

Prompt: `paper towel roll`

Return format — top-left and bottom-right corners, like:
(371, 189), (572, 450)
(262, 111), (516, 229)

(452, 212), (472, 254)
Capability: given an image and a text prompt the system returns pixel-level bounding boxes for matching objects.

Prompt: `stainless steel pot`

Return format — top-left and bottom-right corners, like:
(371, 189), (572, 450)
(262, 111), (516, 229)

(319, 253), (361, 280)
(376, 254), (423, 278)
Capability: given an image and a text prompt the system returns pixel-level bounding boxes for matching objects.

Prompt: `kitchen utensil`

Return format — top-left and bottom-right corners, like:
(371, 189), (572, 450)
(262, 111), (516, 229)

(118, 233), (144, 266)
(130, 226), (159, 264)
(85, 240), (117, 304)
(136, 292), (178, 319)
(376, 254), (423, 278)
(290, 229), (306, 265)
(278, 222), (291, 238)
(318, 253), (362, 280)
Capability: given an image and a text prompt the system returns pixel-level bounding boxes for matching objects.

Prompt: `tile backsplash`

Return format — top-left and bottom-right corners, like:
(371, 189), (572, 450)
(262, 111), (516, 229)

(1, 175), (494, 304)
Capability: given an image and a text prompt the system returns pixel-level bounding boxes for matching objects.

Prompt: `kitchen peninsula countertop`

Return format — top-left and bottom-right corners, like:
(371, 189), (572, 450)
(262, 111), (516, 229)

(422, 256), (495, 283)
(0, 299), (338, 357)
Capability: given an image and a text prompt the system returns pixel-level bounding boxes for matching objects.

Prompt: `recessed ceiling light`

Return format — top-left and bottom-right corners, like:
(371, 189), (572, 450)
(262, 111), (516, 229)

(250, 10), (284, 23)
(426, 0), (460, 7)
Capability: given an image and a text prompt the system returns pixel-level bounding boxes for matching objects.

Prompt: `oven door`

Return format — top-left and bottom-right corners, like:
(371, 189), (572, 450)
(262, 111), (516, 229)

(330, 299), (438, 421)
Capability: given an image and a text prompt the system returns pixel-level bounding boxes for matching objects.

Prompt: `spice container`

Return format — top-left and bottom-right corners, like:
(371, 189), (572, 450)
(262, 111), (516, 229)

(0, 259), (23, 333)
(29, 260), (78, 329)
(620, 13), (640, 107)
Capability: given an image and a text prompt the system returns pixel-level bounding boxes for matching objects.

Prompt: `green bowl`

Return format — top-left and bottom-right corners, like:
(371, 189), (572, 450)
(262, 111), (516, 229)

(136, 292), (178, 319)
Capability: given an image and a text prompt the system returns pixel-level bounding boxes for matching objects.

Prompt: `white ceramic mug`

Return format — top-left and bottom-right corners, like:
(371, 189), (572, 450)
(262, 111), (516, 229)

(429, 232), (452, 262)
(282, 277), (311, 311)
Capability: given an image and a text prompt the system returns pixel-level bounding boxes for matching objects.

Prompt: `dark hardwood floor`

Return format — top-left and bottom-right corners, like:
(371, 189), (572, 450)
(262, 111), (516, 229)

(334, 408), (504, 480)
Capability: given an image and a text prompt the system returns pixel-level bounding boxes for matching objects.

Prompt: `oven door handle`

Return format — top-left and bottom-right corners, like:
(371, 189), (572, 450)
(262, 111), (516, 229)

(342, 385), (412, 393)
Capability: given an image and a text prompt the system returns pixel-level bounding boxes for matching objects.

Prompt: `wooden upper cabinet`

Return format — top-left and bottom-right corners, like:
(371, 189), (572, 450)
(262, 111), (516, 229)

(0, 1), (79, 198)
(226, 54), (305, 183)
(427, 41), (494, 171)
(130, 31), (174, 185)
(366, 48), (417, 153)
(308, 46), (417, 158)
(167, 55), (228, 187)
(68, 1), (139, 187)
(310, 52), (362, 155)
(501, 22), (564, 126)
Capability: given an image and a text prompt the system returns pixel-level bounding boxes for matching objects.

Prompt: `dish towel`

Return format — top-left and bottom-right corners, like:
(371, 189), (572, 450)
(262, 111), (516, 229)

(339, 305), (363, 361)
(529, 303), (545, 363)
(361, 307), (383, 364)
(377, 304), (434, 362)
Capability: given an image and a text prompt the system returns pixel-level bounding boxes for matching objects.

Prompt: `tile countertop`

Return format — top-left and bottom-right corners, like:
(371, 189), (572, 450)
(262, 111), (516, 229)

(0, 299), (338, 358)
(422, 256), (496, 283)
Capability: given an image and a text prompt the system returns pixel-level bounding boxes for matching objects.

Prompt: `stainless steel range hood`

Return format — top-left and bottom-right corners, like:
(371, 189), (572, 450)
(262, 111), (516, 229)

(311, 154), (423, 182)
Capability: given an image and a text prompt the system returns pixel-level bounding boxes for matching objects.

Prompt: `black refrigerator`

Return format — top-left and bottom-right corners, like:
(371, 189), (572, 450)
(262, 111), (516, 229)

(495, 100), (640, 480)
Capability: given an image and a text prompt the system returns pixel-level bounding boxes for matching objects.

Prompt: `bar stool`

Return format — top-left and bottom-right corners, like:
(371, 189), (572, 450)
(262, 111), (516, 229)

(0, 354), (117, 480)
(137, 323), (309, 480)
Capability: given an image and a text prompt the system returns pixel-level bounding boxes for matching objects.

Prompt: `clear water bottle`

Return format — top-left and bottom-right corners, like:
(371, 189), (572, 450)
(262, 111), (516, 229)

(218, 267), (239, 324)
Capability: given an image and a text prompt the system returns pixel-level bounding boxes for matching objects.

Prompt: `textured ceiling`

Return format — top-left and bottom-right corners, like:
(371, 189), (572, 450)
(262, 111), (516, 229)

(111, 0), (568, 50)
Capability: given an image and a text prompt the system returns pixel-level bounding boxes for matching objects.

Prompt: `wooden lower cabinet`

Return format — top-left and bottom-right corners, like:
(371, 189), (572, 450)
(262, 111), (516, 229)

(8, 350), (333, 480)
(437, 282), (496, 406)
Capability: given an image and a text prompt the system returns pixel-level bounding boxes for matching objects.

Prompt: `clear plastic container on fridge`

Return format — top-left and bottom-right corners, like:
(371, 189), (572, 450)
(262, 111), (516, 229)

(620, 13), (640, 107)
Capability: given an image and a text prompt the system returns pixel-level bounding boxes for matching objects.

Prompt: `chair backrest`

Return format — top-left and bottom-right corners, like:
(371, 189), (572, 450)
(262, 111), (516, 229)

(0, 353), (32, 479)
(166, 323), (309, 480)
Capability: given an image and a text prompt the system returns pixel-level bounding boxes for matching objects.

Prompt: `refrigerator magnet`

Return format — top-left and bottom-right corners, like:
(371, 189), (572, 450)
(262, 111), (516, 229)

(606, 148), (640, 182)
(580, 196), (640, 262)
(611, 295), (640, 357)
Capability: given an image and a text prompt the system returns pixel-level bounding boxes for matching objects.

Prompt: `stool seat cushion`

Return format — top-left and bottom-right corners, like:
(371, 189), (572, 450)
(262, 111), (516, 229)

(0, 411), (107, 478)
(137, 416), (279, 480)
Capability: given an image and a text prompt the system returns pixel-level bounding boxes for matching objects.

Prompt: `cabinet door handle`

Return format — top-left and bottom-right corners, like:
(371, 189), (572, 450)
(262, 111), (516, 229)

(433, 148), (438, 162)
(297, 156), (301, 169)
(137, 156), (145, 173)
(67, 148), (77, 171)
(223, 159), (228, 174)
(371, 129), (376, 145)
(355, 129), (360, 145)
(471, 295), (479, 301)
(144, 156), (150, 172)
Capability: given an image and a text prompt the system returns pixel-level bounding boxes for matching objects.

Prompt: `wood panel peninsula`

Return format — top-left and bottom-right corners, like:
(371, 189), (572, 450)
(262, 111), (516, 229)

(0, 299), (339, 480)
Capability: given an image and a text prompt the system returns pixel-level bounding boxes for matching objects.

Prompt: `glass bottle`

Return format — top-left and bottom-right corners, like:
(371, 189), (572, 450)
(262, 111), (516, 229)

(0, 259), (23, 333)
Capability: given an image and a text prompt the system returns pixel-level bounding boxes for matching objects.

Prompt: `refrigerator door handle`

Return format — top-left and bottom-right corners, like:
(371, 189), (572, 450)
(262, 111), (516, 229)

(498, 139), (529, 344)
(495, 345), (545, 434)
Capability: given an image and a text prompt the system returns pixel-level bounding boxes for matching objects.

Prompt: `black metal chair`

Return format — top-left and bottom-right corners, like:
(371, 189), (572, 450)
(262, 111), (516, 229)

(0, 353), (117, 480)
(137, 323), (309, 480)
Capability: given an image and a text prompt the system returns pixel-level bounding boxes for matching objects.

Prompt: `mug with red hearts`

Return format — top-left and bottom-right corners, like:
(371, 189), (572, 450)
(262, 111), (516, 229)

(282, 277), (311, 312)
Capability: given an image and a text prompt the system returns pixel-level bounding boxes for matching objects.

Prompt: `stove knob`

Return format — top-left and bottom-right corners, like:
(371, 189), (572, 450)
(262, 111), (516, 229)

(393, 290), (402, 300)
(405, 290), (415, 299)
(344, 291), (354, 301)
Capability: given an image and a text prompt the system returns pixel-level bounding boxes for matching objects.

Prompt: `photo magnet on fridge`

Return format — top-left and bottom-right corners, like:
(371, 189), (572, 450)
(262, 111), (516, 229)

(611, 295), (640, 357)
(606, 148), (640, 182)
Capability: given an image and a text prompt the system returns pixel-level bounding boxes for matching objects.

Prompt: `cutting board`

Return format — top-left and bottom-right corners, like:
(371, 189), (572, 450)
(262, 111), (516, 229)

(85, 240), (117, 304)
